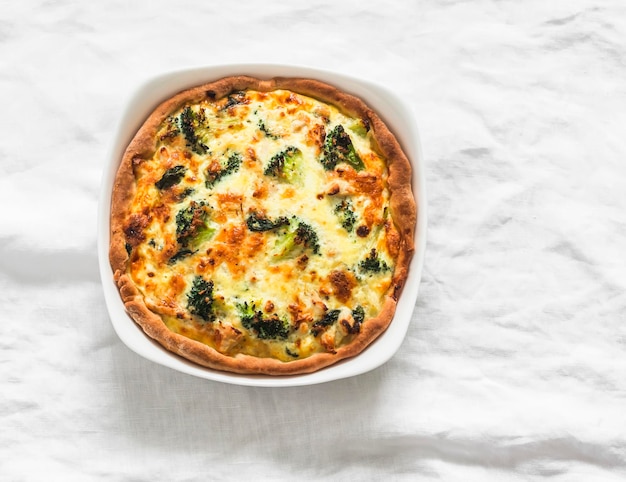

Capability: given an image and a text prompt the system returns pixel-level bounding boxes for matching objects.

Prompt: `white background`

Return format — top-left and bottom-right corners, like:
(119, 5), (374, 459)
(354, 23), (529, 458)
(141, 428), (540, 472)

(1, 0), (625, 480)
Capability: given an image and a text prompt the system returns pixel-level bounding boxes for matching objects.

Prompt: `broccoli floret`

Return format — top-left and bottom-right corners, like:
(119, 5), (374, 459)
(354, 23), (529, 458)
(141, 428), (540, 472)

(245, 212), (289, 232)
(180, 106), (210, 154)
(315, 309), (340, 327)
(237, 301), (257, 320)
(159, 116), (180, 142)
(311, 309), (341, 336)
(352, 305), (365, 324)
(348, 118), (370, 137)
(206, 152), (242, 188)
(258, 119), (279, 139)
(168, 249), (194, 265)
(177, 188), (195, 201)
(237, 302), (289, 340)
(359, 248), (389, 273)
(173, 201), (215, 255)
(320, 124), (364, 171)
(334, 199), (356, 232)
(264, 146), (302, 184)
(272, 217), (320, 259)
(292, 221), (320, 254)
(187, 276), (215, 322)
(176, 201), (207, 242)
(155, 165), (187, 190)
(345, 305), (365, 334)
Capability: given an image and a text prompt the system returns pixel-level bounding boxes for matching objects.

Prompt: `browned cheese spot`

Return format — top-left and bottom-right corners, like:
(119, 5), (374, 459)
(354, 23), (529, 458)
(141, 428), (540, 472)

(329, 270), (357, 303)
(356, 225), (370, 237)
(305, 123), (326, 154)
(124, 213), (150, 247)
(385, 220), (401, 258)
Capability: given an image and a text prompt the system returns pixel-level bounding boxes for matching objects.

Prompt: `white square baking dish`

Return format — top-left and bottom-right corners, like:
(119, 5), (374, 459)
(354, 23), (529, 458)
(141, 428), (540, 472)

(97, 64), (427, 387)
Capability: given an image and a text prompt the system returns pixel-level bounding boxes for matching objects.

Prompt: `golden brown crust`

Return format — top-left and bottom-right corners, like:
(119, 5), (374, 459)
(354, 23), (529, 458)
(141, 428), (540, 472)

(110, 76), (416, 375)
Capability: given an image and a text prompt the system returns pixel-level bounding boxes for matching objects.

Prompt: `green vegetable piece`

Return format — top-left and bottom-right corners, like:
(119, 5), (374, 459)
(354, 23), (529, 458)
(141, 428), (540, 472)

(334, 199), (356, 232)
(159, 116), (180, 141)
(187, 276), (215, 322)
(155, 165), (186, 190)
(359, 248), (389, 273)
(237, 302), (289, 340)
(340, 305), (365, 335)
(264, 146), (302, 184)
(352, 306), (365, 325)
(311, 309), (341, 336)
(175, 201), (215, 252)
(168, 249), (194, 265)
(258, 119), (279, 140)
(349, 119), (369, 137)
(206, 152), (242, 188)
(180, 106), (210, 154)
(272, 217), (320, 259)
(245, 213), (290, 232)
(315, 309), (340, 327)
(320, 125), (364, 171)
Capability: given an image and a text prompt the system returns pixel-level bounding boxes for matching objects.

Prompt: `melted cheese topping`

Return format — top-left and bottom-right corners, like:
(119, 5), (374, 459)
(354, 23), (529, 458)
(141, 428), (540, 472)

(124, 89), (399, 362)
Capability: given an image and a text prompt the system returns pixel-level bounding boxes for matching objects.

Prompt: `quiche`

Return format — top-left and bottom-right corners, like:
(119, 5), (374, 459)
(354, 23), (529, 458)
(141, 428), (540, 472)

(110, 76), (416, 375)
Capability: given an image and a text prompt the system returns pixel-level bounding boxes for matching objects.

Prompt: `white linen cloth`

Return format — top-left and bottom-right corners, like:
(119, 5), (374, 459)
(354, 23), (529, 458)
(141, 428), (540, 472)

(1, 0), (625, 480)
